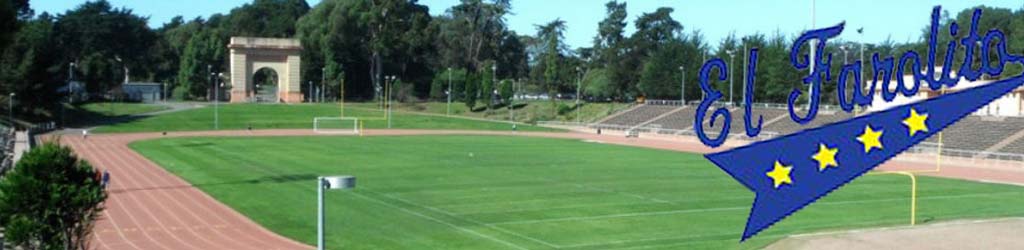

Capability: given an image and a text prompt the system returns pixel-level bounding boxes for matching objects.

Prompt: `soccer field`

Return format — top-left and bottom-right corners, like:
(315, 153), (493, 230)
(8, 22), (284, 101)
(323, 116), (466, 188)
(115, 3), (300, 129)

(130, 135), (1024, 249)
(91, 103), (556, 133)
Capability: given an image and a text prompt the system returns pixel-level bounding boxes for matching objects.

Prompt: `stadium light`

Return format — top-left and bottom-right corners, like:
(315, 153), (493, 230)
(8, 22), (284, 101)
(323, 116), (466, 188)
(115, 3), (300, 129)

(317, 175), (355, 250)
(576, 66), (582, 125)
(447, 67), (452, 117)
(214, 72), (224, 130)
(8, 92), (14, 123)
(840, 45), (849, 107)
(726, 50), (736, 105)
(679, 65), (685, 105)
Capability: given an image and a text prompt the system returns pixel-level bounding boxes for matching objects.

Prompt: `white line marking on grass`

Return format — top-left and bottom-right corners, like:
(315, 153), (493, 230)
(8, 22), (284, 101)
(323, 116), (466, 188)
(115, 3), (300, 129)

(350, 192), (532, 250)
(378, 192), (563, 249)
(454, 201), (665, 216)
(489, 191), (1024, 226)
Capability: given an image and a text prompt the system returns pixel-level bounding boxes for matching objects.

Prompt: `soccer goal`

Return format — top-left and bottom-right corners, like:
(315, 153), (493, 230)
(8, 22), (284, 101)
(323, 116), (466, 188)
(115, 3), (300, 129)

(313, 117), (360, 134)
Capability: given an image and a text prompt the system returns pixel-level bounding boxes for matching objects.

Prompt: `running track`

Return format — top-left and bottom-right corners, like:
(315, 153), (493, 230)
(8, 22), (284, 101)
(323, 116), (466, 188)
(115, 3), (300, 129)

(59, 129), (1024, 249)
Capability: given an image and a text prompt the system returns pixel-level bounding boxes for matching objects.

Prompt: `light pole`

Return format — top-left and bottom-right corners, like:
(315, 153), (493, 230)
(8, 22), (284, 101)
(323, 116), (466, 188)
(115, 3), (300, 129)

(808, 0), (817, 110)
(64, 62), (76, 128)
(840, 45), (849, 107)
(726, 50), (736, 105)
(490, 64), (497, 113)
(322, 67), (327, 103)
(214, 72), (223, 130)
(742, 44), (748, 105)
(510, 78), (517, 130)
(575, 66), (582, 124)
(446, 67), (452, 117)
(386, 76), (395, 128)
(8, 93), (14, 124)
(317, 175), (355, 250)
(679, 65), (685, 105)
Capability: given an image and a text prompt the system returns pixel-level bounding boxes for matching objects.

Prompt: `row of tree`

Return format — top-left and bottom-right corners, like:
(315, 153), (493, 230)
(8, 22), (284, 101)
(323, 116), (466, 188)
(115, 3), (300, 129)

(0, 0), (1022, 120)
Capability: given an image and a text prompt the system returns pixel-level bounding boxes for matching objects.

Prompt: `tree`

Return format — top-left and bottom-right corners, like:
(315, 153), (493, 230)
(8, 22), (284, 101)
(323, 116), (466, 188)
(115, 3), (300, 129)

(582, 69), (615, 100)
(498, 78), (514, 104)
(223, 0), (310, 38)
(480, 60), (495, 108)
(176, 29), (224, 100)
(638, 40), (686, 98)
(593, 1), (628, 98)
(464, 72), (479, 109)
(536, 19), (567, 95)
(53, 0), (156, 94)
(0, 141), (106, 250)
(0, 13), (62, 118)
(436, 0), (511, 71)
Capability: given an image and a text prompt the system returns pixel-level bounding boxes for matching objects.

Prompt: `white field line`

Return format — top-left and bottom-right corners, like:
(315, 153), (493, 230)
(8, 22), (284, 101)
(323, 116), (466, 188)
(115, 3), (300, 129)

(376, 191), (562, 249)
(349, 192), (531, 250)
(454, 201), (666, 216)
(488, 191), (1024, 226)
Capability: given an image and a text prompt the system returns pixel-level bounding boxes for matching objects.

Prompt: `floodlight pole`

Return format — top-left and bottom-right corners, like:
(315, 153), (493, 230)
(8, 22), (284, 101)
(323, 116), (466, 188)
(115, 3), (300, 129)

(215, 73), (223, 130)
(727, 50), (736, 105)
(447, 67), (452, 117)
(510, 79), (516, 129)
(8, 93), (14, 124)
(742, 44), (748, 106)
(840, 45), (849, 107)
(575, 66), (582, 125)
(386, 76), (394, 129)
(679, 65), (685, 105)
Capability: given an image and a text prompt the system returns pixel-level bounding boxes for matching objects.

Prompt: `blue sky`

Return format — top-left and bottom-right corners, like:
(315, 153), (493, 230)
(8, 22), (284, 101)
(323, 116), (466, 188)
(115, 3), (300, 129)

(33, 0), (1024, 50)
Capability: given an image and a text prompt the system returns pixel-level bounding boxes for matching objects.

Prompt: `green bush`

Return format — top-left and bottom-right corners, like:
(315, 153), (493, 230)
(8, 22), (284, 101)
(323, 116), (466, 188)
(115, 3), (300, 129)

(0, 140), (107, 249)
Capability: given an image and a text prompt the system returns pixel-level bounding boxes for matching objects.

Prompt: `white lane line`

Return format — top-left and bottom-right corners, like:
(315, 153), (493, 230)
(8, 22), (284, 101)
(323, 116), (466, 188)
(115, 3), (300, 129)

(349, 192), (530, 250)
(489, 191), (1024, 226)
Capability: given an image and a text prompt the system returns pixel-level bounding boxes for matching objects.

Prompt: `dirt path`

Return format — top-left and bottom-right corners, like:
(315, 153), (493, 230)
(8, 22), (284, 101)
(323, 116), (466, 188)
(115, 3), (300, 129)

(58, 129), (1024, 249)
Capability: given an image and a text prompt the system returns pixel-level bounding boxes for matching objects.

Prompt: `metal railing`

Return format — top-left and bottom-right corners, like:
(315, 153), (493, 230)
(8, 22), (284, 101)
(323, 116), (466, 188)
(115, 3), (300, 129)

(537, 121), (779, 142)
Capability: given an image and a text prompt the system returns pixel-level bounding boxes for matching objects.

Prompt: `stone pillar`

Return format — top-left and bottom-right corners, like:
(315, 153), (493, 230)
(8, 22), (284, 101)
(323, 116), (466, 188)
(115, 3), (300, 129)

(281, 54), (303, 103)
(229, 49), (249, 103)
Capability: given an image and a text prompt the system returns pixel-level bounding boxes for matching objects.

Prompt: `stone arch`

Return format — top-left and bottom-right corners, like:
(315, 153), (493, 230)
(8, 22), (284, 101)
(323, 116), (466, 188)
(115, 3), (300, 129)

(251, 67), (279, 102)
(228, 37), (302, 103)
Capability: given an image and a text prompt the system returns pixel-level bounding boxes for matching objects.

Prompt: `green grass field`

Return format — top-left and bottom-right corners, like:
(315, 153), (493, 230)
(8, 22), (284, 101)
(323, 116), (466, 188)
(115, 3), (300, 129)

(130, 135), (1024, 249)
(91, 103), (557, 133)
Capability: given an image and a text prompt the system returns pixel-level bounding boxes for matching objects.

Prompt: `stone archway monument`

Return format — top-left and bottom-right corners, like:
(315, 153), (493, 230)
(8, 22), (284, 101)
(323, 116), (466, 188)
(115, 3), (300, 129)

(228, 37), (303, 103)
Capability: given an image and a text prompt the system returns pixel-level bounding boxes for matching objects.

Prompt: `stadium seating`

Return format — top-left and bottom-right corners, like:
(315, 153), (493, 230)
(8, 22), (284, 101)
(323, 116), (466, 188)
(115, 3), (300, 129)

(600, 104), (679, 127)
(586, 100), (1024, 162)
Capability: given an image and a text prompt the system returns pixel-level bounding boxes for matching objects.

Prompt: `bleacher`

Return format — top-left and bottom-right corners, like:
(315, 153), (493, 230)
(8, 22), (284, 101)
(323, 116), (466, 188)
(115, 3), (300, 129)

(600, 105), (678, 126)
(0, 126), (14, 175)
(580, 100), (1024, 162)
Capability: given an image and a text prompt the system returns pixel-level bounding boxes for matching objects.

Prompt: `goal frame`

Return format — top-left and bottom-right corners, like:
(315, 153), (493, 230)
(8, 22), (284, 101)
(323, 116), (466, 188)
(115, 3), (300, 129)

(313, 117), (360, 134)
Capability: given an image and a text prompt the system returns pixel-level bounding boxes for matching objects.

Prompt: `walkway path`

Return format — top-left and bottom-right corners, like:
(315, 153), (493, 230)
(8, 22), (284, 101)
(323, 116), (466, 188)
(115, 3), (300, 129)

(59, 129), (1024, 249)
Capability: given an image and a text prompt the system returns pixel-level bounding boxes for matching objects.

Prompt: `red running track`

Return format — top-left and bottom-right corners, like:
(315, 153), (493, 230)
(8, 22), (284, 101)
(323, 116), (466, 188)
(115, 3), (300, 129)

(59, 129), (1024, 249)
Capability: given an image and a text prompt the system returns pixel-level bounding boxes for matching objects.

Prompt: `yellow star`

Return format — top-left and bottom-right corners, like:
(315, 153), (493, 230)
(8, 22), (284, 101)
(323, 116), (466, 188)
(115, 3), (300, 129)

(857, 125), (884, 153)
(902, 108), (929, 137)
(765, 161), (793, 189)
(812, 143), (839, 171)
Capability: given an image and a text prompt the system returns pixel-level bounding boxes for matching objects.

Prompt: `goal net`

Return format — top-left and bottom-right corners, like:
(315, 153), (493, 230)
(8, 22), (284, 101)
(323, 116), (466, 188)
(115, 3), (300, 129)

(313, 117), (360, 134)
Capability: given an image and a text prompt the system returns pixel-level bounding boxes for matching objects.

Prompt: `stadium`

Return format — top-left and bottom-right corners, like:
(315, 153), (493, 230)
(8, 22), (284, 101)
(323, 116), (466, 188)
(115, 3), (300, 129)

(2, 1), (1024, 250)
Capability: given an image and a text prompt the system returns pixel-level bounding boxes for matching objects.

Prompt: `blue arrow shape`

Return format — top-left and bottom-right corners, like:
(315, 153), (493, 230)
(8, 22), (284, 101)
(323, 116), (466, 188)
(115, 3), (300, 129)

(706, 74), (1024, 240)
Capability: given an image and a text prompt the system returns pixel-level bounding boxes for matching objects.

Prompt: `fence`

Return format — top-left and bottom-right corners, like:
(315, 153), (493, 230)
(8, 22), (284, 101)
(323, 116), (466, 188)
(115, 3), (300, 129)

(537, 121), (779, 142)
(645, 99), (848, 112)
